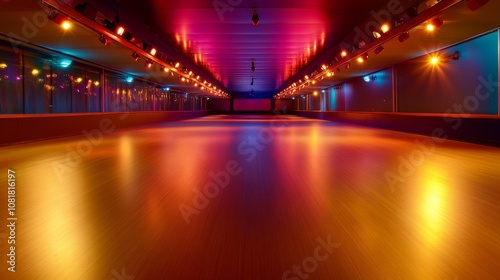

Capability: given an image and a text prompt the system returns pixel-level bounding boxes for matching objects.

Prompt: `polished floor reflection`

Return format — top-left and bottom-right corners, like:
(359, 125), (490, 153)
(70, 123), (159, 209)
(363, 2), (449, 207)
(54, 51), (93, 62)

(0, 115), (499, 280)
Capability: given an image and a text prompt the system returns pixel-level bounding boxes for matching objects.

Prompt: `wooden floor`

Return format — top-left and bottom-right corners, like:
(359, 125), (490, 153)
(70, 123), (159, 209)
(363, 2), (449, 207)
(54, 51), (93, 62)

(1, 115), (499, 280)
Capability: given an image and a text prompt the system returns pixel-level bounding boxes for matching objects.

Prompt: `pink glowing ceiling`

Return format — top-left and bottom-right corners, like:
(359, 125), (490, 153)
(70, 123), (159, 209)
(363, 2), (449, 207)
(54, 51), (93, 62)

(115, 0), (391, 97)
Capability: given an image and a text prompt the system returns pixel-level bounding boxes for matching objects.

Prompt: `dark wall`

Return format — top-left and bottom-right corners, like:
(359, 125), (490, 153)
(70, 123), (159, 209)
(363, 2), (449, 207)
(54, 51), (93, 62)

(275, 99), (294, 112)
(207, 99), (231, 111)
(347, 68), (393, 112)
(233, 99), (271, 111)
(0, 111), (207, 146)
(397, 30), (499, 114)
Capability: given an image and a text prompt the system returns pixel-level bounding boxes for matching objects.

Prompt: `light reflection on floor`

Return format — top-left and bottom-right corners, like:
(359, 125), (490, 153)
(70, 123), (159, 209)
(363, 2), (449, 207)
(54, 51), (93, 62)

(0, 115), (499, 280)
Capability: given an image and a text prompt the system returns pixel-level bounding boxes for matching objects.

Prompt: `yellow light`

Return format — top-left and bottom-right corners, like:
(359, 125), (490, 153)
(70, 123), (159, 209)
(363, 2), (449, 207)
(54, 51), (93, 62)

(163, 67), (169, 73)
(305, 75), (309, 80)
(61, 20), (71, 30)
(0, 63), (7, 69)
(430, 56), (439, 65)
(321, 64), (327, 70)
(76, 77), (83, 83)
(426, 24), (435, 31)
(94, 81), (100, 86)
(174, 62), (180, 68)
(117, 26), (125, 36)
(313, 91), (318, 96)
(31, 69), (39, 76)
(381, 24), (390, 33)
(357, 57), (364, 63)
(340, 50), (348, 57)
(150, 48), (157, 56)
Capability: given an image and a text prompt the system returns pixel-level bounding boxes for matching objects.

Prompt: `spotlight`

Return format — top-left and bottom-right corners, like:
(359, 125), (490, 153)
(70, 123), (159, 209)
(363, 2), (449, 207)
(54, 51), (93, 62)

(313, 91), (318, 96)
(145, 60), (153, 69)
(161, 66), (169, 73)
(321, 64), (327, 71)
(48, 10), (71, 29)
(380, 24), (390, 33)
(131, 52), (141, 61)
(374, 45), (385, 55)
(61, 21), (71, 30)
(466, 0), (489, 11)
(174, 62), (180, 68)
(373, 31), (382, 39)
(125, 76), (133, 83)
(340, 50), (348, 58)
(430, 56), (439, 65)
(52, 58), (72, 68)
(450, 51), (460, 60)
(357, 53), (369, 63)
(363, 75), (376, 82)
(398, 32), (410, 42)
(98, 34), (111, 46)
(149, 47), (157, 56)
(252, 8), (259, 25)
(116, 26), (125, 36)
(358, 39), (366, 48)
(426, 17), (443, 31)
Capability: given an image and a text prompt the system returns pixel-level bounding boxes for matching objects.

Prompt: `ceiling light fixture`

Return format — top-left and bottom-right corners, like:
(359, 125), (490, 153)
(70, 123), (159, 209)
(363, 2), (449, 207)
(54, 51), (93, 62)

(116, 26), (125, 36)
(363, 75), (376, 82)
(374, 45), (385, 55)
(426, 17), (443, 31)
(131, 52), (141, 61)
(98, 34), (111, 46)
(357, 53), (369, 63)
(48, 10), (71, 30)
(398, 32), (411, 42)
(252, 8), (259, 25)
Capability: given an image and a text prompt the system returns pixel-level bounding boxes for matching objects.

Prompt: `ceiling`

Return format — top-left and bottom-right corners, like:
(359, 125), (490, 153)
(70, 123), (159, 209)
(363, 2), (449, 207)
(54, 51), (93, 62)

(0, 0), (499, 99)
(114, 0), (392, 97)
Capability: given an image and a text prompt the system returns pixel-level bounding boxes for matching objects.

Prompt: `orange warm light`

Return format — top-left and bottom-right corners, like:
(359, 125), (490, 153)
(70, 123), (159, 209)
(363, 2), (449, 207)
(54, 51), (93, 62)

(116, 26), (125, 36)
(381, 24), (390, 33)
(430, 56), (440, 65)
(61, 20), (71, 30)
